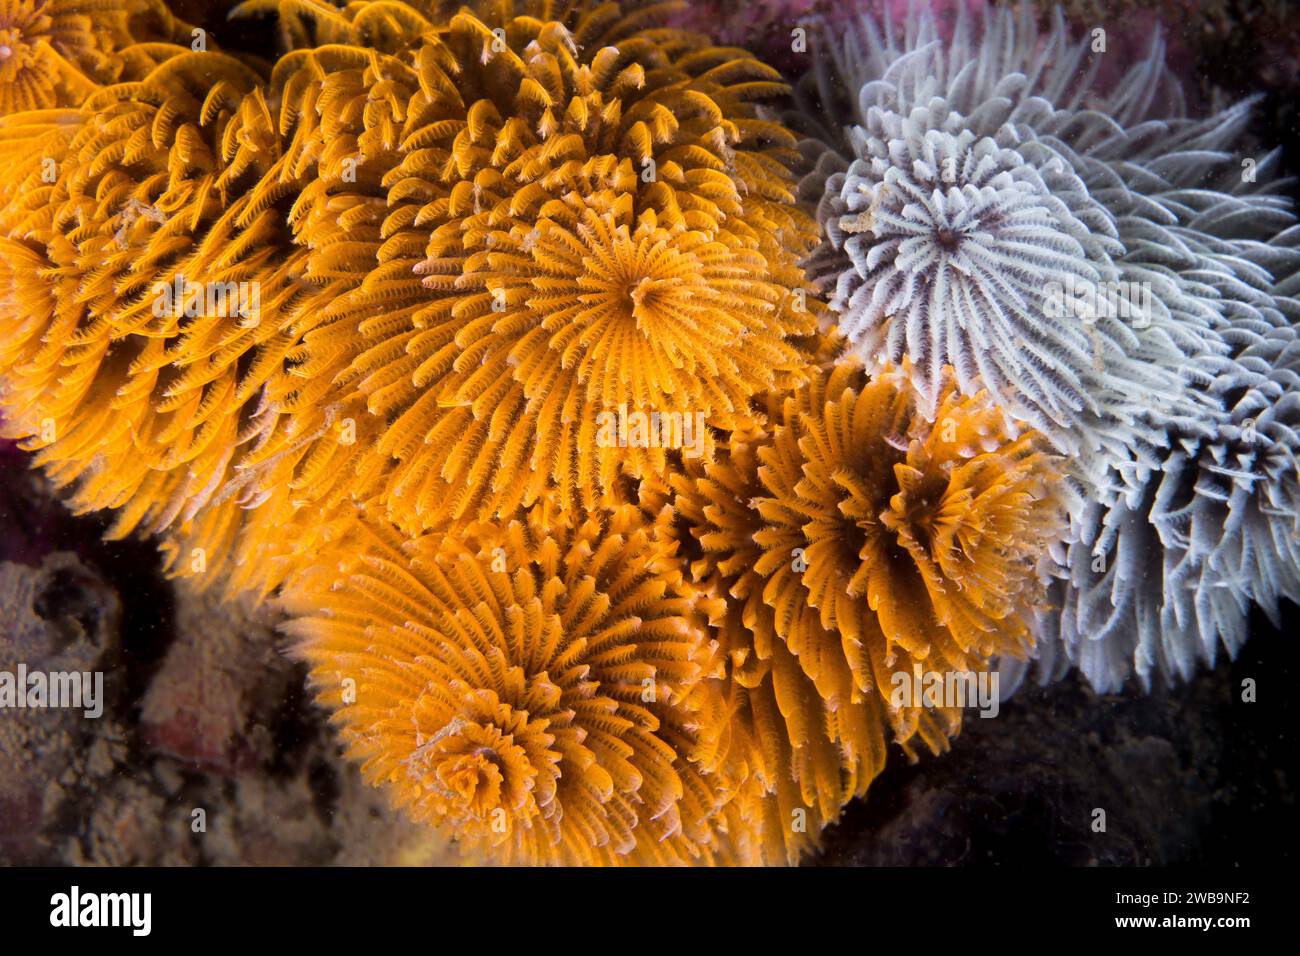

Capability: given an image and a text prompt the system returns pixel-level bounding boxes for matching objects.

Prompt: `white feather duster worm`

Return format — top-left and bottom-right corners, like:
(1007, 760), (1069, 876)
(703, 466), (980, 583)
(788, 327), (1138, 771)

(1025, 323), (1300, 692)
(798, 2), (1300, 690)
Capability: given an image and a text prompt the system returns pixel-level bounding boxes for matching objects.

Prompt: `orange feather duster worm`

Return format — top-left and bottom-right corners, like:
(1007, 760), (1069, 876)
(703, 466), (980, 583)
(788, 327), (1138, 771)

(658, 358), (1065, 862)
(0, 49), (328, 582)
(223, 0), (821, 540)
(1, 0), (823, 595)
(277, 355), (1065, 865)
(751, 361), (1062, 698)
(279, 497), (757, 865)
(0, 0), (196, 113)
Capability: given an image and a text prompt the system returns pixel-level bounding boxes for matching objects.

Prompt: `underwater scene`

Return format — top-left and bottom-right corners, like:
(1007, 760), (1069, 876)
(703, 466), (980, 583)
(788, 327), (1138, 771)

(0, 0), (1294, 917)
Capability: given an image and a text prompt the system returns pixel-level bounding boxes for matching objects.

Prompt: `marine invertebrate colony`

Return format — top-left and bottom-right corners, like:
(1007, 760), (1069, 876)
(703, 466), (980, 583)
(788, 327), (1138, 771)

(280, 501), (742, 865)
(0, 47), (313, 584)
(0, 0), (1294, 866)
(1022, 325), (1300, 691)
(2, 0), (862, 863)
(284, 357), (1064, 865)
(249, 0), (842, 863)
(799, 2), (1300, 692)
(231, 0), (820, 535)
(0, 0), (194, 113)
(654, 353), (1063, 862)
(2, 0), (823, 595)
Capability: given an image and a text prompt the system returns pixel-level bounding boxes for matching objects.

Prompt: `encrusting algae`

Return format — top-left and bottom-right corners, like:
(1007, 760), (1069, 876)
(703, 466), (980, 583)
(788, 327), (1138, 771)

(0, 0), (1068, 864)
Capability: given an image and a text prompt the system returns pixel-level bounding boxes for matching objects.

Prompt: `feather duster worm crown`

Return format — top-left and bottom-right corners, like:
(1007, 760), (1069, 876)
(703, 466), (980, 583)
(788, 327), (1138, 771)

(1019, 324), (1300, 693)
(796, 3), (1299, 493)
(223, 0), (822, 544)
(0, 0), (199, 113)
(0, 48), (334, 578)
(748, 360), (1062, 711)
(279, 499), (749, 866)
(0, 0), (822, 595)
(797, 1), (1300, 693)
(658, 356), (1064, 862)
